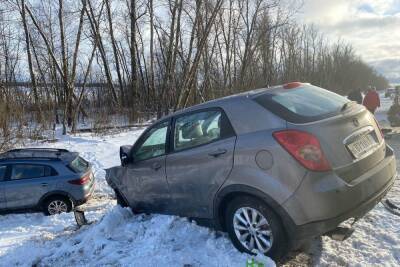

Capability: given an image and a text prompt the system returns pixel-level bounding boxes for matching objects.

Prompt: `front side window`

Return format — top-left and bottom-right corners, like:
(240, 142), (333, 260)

(174, 110), (222, 151)
(134, 121), (169, 162)
(0, 165), (7, 181)
(11, 164), (53, 180)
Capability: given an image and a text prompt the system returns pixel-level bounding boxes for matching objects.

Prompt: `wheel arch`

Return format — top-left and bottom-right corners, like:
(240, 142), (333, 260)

(38, 191), (75, 208)
(214, 184), (296, 235)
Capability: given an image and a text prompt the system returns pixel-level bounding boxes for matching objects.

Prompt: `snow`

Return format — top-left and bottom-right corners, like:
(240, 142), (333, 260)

(0, 129), (273, 267)
(0, 94), (399, 266)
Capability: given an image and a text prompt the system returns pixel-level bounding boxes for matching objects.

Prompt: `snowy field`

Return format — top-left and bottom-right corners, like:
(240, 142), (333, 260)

(0, 94), (399, 266)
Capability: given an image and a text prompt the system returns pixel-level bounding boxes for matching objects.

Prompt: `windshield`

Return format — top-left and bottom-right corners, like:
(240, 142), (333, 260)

(68, 156), (89, 173)
(254, 85), (350, 123)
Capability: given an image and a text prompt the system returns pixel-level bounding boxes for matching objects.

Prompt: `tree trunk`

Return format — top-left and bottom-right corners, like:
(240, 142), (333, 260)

(106, 0), (125, 105)
(130, 0), (137, 121)
(20, 0), (41, 121)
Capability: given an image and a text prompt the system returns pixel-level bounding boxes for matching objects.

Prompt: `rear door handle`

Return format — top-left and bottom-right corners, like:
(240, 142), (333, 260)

(41, 183), (48, 187)
(208, 149), (227, 157)
(151, 162), (162, 171)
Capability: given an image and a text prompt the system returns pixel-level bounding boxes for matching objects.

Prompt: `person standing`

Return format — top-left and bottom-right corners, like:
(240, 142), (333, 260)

(347, 88), (363, 104)
(363, 87), (380, 114)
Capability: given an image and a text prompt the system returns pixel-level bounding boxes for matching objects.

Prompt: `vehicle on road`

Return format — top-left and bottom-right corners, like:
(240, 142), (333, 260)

(385, 88), (396, 98)
(106, 82), (396, 260)
(0, 148), (94, 215)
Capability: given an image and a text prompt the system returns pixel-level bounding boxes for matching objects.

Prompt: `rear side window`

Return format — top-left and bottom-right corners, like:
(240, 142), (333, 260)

(11, 164), (56, 180)
(254, 85), (349, 123)
(0, 165), (7, 181)
(68, 157), (89, 173)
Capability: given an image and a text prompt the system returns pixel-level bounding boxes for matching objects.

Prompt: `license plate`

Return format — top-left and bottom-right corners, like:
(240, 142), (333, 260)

(347, 134), (377, 159)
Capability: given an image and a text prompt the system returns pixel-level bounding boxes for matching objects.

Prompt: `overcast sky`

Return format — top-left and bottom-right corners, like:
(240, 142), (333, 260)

(297, 0), (400, 85)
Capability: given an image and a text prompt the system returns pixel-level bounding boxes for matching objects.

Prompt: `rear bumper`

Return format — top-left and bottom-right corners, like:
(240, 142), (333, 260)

(291, 171), (396, 243)
(72, 178), (95, 206)
(282, 144), (397, 244)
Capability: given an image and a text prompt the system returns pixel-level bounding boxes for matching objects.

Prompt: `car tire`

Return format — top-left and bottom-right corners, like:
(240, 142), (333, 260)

(225, 196), (288, 260)
(43, 196), (72, 216)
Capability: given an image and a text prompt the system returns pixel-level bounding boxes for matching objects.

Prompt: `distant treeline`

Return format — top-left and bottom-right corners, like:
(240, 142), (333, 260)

(0, 0), (389, 136)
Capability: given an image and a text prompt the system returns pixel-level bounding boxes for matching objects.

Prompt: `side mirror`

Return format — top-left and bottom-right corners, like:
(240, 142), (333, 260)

(120, 145), (133, 166)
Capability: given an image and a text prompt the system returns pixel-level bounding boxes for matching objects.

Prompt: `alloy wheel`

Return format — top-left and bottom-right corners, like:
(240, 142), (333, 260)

(233, 207), (273, 254)
(48, 200), (68, 215)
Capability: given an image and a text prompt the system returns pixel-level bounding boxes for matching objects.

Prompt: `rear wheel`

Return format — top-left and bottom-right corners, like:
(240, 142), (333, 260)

(225, 196), (288, 260)
(43, 196), (72, 216)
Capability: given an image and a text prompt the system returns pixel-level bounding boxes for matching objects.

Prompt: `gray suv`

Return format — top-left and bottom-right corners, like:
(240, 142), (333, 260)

(0, 148), (94, 215)
(106, 82), (396, 259)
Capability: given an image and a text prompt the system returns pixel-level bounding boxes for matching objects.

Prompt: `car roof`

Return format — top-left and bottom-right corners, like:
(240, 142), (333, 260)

(153, 85), (284, 124)
(0, 148), (79, 164)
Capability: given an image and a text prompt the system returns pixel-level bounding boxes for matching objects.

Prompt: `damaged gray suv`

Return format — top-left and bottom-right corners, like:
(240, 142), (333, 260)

(106, 82), (396, 259)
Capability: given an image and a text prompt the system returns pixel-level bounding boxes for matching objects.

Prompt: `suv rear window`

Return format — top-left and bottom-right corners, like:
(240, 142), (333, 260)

(254, 85), (349, 123)
(68, 157), (89, 173)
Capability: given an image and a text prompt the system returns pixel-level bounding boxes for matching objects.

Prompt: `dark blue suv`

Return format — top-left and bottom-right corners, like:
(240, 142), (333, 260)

(0, 148), (94, 215)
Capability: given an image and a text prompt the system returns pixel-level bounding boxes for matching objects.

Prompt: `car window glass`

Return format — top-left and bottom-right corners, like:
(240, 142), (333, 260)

(254, 85), (349, 123)
(174, 110), (222, 151)
(11, 164), (50, 180)
(0, 165), (6, 181)
(134, 121), (169, 161)
(270, 86), (348, 117)
(68, 157), (89, 173)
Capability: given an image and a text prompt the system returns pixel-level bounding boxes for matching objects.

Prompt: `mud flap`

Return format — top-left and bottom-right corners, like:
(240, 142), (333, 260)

(74, 208), (91, 227)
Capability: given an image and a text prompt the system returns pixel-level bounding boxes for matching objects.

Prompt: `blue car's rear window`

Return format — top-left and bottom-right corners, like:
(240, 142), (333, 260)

(68, 156), (89, 173)
(254, 85), (350, 123)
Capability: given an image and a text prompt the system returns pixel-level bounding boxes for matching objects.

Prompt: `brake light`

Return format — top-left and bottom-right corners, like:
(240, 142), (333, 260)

(373, 117), (384, 138)
(283, 82), (302, 89)
(273, 130), (331, 172)
(68, 174), (91, 185)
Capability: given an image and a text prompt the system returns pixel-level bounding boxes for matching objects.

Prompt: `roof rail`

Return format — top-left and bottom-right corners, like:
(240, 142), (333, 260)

(0, 148), (75, 162)
(0, 157), (60, 162)
(8, 148), (69, 153)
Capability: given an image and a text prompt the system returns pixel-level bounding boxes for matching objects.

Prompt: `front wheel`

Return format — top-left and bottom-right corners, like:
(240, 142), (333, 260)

(225, 196), (288, 260)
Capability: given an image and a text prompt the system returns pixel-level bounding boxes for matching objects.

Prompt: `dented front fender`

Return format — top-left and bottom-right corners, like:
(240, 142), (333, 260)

(105, 166), (127, 190)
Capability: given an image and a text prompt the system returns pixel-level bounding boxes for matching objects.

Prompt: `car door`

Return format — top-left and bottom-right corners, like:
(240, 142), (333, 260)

(119, 120), (171, 213)
(166, 108), (236, 218)
(0, 165), (8, 209)
(4, 164), (56, 209)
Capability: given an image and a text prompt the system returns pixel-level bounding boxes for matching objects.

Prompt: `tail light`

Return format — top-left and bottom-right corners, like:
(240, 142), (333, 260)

(68, 174), (91, 185)
(273, 130), (331, 172)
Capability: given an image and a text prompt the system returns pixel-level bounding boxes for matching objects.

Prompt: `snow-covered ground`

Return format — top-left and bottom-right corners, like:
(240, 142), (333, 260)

(0, 94), (399, 266)
(0, 129), (273, 267)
